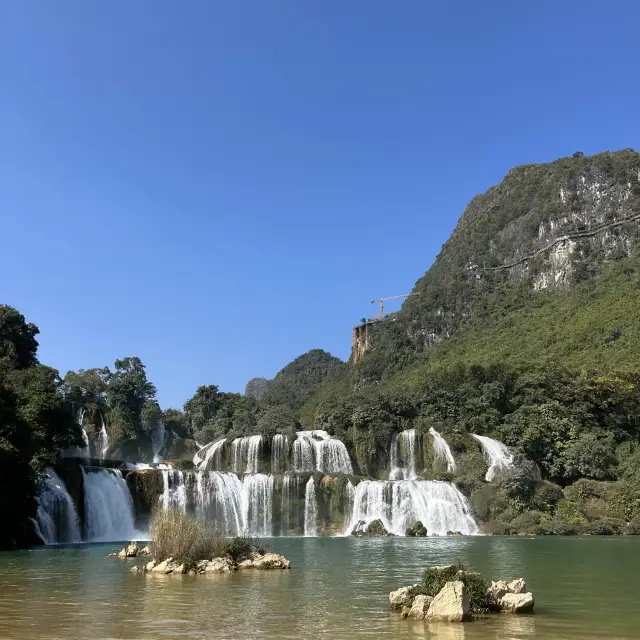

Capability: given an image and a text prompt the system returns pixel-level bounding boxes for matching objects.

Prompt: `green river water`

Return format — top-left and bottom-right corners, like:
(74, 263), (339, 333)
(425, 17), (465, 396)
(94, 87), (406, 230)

(0, 536), (638, 639)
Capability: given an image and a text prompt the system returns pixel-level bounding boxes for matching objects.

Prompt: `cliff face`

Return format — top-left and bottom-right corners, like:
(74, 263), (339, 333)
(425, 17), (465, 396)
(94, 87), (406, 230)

(379, 150), (640, 354)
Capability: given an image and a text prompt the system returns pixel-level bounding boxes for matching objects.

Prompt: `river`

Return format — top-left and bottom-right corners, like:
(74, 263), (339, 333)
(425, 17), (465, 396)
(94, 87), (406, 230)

(0, 536), (638, 639)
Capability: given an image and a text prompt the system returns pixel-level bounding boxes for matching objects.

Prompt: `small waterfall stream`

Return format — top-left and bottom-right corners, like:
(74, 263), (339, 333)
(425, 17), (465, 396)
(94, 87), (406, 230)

(429, 427), (457, 473)
(471, 434), (514, 481)
(98, 414), (109, 460)
(294, 430), (353, 474)
(232, 435), (262, 474)
(34, 469), (81, 544)
(271, 434), (288, 473)
(304, 476), (317, 537)
(194, 438), (226, 471)
(151, 424), (167, 464)
(390, 429), (418, 480)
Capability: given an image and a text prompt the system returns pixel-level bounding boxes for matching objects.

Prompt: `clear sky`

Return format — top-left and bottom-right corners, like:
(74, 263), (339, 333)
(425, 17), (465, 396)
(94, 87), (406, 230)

(1, 1), (639, 408)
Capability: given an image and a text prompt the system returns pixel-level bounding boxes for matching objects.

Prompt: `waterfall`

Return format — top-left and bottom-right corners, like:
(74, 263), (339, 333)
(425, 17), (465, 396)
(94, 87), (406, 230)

(271, 434), (288, 473)
(82, 468), (137, 541)
(429, 427), (457, 473)
(294, 430), (354, 474)
(194, 438), (226, 471)
(196, 471), (244, 535)
(471, 434), (514, 481)
(151, 423), (167, 463)
(243, 473), (274, 536)
(34, 469), (81, 544)
(304, 476), (318, 537)
(315, 439), (353, 474)
(98, 414), (109, 460)
(232, 435), (262, 474)
(161, 469), (187, 511)
(389, 429), (418, 480)
(281, 474), (297, 535)
(293, 435), (315, 472)
(344, 480), (479, 536)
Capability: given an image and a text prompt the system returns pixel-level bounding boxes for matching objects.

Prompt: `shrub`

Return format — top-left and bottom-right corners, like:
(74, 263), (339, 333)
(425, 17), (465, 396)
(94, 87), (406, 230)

(510, 510), (543, 533)
(414, 561), (490, 612)
(530, 481), (564, 512)
(553, 500), (588, 526)
(150, 508), (265, 565)
(538, 520), (581, 535)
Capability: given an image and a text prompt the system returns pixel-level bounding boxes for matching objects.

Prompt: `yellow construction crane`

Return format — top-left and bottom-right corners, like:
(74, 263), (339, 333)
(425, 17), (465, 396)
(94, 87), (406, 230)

(371, 293), (418, 319)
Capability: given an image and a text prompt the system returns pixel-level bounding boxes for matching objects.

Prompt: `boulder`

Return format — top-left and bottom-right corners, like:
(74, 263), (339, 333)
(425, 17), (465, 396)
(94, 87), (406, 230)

(252, 553), (291, 570)
(507, 578), (526, 594)
(151, 558), (176, 574)
(237, 559), (254, 569)
(407, 594), (434, 619)
(139, 545), (152, 557)
(145, 560), (157, 572)
(351, 519), (391, 536)
(125, 542), (139, 558)
(130, 565), (141, 573)
(405, 521), (428, 537)
(499, 592), (535, 613)
(425, 581), (471, 622)
(389, 585), (418, 610)
(204, 557), (236, 573)
(487, 580), (509, 603)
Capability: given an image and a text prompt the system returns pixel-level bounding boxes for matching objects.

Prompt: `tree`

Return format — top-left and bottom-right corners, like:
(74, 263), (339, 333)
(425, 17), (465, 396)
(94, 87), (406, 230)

(0, 305), (39, 370)
(162, 408), (187, 438)
(141, 399), (163, 433)
(184, 385), (222, 436)
(107, 357), (157, 440)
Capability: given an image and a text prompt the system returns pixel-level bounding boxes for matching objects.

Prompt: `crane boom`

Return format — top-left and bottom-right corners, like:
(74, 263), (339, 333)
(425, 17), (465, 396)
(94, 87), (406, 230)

(370, 292), (418, 318)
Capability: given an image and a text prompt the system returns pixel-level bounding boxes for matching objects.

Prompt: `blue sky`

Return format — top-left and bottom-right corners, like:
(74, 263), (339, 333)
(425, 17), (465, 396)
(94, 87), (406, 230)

(1, 1), (638, 408)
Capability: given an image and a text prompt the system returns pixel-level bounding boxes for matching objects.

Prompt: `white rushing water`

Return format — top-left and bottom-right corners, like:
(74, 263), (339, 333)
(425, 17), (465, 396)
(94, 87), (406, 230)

(243, 473), (274, 537)
(151, 423), (167, 464)
(194, 438), (226, 471)
(389, 429), (418, 480)
(429, 427), (457, 473)
(161, 469), (187, 511)
(271, 434), (288, 473)
(293, 430), (353, 474)
(344, 480), (479, 536)
(304, 476), (318, 537)
(471, 434), (514, 481)
(232, 435), (262, 474)
(82, 468), (138, 541)
(98, 414), (109, 460)
(34, 469), (81, 544)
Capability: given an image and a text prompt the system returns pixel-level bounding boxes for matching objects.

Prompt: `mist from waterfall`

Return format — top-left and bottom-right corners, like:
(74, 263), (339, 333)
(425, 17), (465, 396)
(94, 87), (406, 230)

(151, 423), (167, 463)
(304, 476), (317, 536)
(471, 434), (514, 481)
(344, 479), (479, 536)
(429, 427), (457, 473)
(34, 469), (81, 544)
(82, 468), (138, 541)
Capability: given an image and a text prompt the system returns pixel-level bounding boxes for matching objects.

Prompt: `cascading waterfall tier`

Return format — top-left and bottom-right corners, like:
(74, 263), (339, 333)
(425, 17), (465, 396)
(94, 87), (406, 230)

(34, 469), (81, 544)
(429, 427), (457, 473)
(271, 434), (288, 473)
(304, 476), (318, 537)
(471, 434), (514, 481)
(293, 430), (354, 474)
(243, 474), (274, 537)
(345, 479), (479, 536)
(161, 469), (187, 511)
(194, 438), (226, 471)
(389, 429), (418, 480)
(82, 468), (138, 541)
(232, 435), (262, 474)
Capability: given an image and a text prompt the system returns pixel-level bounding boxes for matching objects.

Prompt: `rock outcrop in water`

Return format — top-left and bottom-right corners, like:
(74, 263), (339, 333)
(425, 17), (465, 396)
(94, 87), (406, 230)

(390, 564), (534, 622)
